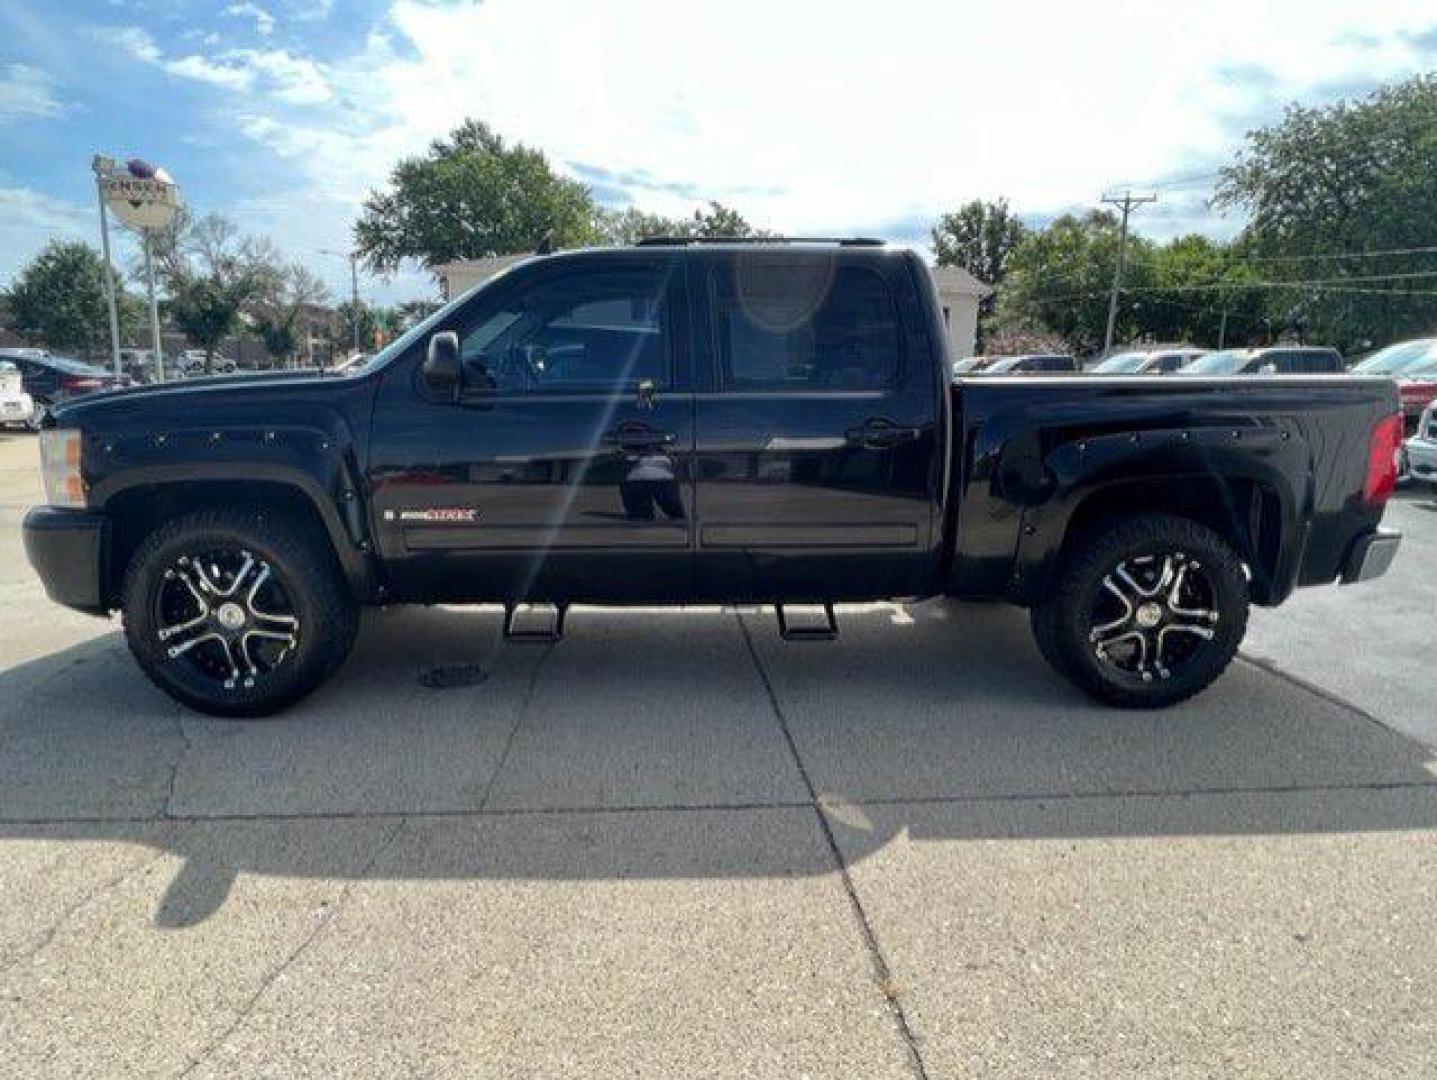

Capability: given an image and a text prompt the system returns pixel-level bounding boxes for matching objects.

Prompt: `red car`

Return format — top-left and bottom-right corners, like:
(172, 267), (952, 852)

(1398, 358), (1437, 435)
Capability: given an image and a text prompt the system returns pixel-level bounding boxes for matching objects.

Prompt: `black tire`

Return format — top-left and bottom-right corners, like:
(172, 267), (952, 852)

(122, 507), (358, 717)
(1031, 514), (1249, 709)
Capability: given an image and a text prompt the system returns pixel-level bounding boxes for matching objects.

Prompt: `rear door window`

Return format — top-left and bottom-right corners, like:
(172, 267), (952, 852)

(710, 262), (902, 391)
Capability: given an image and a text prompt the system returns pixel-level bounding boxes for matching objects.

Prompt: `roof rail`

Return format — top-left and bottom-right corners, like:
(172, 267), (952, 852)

(634, 236), (887, 248)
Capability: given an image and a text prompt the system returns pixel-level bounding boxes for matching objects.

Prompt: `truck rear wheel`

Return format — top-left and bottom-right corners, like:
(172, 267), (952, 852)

(1031, 514), (1249, 709)
(122, 507), (358, 717)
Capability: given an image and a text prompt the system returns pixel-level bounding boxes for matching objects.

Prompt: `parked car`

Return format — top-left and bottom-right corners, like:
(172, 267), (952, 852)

(980, 353), (1078, 374)
(951, 355), (996, 375)
(1090, 346), (1207, 375)
(1, 351), (129, 430)
(1179, 346), (1344, 375)
(1405, 400), (1437, 489)
(173, 350), (239, 377)
(1395, 357), (1437, 436)
(0, 360), (35, 429)
(1350, 338), (1437, 376)
(24, 240), (1402, 717)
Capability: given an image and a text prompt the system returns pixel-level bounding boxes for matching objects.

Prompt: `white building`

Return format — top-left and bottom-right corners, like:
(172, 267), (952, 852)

(435, 254), (991, 359)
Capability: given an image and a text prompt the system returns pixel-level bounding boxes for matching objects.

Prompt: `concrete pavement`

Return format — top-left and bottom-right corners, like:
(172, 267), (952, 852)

(2, 430), (1436, 1078)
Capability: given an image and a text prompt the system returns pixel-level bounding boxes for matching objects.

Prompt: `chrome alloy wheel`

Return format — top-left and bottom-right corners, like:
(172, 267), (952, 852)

(1086, 551), (1220, 684)
(153, 548), (300, 691)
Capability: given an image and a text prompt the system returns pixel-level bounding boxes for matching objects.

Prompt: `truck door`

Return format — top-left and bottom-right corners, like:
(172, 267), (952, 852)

(690, 251), (941, 601)
(367, 255), (695, 603)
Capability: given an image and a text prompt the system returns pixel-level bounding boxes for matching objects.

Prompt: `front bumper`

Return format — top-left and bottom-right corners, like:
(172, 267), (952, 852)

(22, 506), (110, 614)
(1406, 435), (1437, 484)
(1340, 527), (1402, 585)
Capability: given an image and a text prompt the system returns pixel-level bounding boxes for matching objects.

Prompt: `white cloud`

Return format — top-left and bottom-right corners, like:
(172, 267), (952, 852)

(91, 27), (332, 106)
(224, 2), (276, 36)
(0, 63), (63, 124)
(0, 187), (93, 284)
(223, 0), (1437, 249)
(93, 25), (162, 65)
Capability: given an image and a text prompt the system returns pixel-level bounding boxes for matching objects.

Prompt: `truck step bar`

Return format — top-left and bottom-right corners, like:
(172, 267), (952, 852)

(775, 603), (839, 642)
(504, 603), (567, 643)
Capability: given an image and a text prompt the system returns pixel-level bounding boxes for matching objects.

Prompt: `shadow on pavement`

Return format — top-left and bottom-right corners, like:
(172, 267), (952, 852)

(1, 600), (1434, 927)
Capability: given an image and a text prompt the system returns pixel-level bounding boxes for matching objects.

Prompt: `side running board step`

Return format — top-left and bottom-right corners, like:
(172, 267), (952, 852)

(504, 603), (567, 643)
(775, 603), (838, 642)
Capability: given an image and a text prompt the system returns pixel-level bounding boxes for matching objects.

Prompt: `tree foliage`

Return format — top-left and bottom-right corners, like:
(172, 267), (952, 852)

(4, 241), (139, 354)
(254, 264), (329, 367)
(157, 212), (279, 373)
(1216, 74), (1437, 350)
(932, 199), (1028, 349)
(354, 119), (599, 272)
(595, 200), (772, 245)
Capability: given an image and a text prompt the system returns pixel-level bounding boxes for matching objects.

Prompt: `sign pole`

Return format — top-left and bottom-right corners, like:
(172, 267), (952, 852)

(142, 230), (165, 384)
(91, 156), (123, 378)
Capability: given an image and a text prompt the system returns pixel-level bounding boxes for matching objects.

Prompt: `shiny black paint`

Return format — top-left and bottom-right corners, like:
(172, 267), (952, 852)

(38, 245), (1401, 617)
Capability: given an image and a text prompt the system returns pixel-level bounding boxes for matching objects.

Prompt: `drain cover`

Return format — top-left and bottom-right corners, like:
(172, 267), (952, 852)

(418, 664), (489, 690)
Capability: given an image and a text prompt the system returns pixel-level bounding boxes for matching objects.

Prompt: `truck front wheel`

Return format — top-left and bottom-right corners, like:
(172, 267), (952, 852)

(122, 507), (359, 717)
(1031, 514), (1249, 709)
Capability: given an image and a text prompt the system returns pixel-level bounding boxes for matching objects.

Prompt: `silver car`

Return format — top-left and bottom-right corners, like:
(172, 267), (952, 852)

(1405, 400), (1437, 490)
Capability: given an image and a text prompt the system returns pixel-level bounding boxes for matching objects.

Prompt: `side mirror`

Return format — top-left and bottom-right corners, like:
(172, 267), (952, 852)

(423, 331), (461, 399)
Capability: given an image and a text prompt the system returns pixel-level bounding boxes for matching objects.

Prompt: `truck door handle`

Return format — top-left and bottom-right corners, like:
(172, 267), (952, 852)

(845, 420), (921, 449)
(603, 422), (677, 450)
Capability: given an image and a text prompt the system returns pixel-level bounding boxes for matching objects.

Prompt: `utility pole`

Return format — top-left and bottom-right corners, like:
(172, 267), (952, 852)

(1101, 190), (1156, 356)
(319, 248), (362, 357)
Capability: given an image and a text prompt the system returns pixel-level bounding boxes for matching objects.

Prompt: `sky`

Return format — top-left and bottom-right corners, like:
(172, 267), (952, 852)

(2, 0), (1436, 306)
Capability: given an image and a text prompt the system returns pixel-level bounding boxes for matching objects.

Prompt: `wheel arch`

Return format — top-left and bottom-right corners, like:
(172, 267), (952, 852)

(100, 474), (372, 609)
(1015, 469), (1302, 608)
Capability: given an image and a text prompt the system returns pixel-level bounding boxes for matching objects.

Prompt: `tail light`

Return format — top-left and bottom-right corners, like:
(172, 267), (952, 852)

(1363, 412), (1404, 505)
(60, 375), (104, 394)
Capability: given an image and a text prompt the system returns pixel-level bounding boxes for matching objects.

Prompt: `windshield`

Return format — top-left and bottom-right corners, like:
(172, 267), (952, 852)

(1091, 352), (1149, 374)
(46, 357), (108, 376)
(952, 357), (987, 374)
(1352, 340), (1437, 375)
(1179, 349), (1251, 375)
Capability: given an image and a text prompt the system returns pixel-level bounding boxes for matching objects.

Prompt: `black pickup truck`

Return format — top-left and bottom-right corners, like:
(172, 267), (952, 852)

(24, 239), (1404, 716)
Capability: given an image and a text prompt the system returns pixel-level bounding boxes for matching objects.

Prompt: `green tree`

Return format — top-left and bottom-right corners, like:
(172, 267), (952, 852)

(1140, 236), (1269, 348)
(690, 200), (772, 238)
(931, 199), (1028, 348)
(254, 265), (329, 368)
(1215, 74), (1437, 351)
(4, 241), (139, 354)
(594, 207), (695, 245)
(157, 213), (277, 373)
(998, 210), (1156, 354)
(354, 119), (599, 272)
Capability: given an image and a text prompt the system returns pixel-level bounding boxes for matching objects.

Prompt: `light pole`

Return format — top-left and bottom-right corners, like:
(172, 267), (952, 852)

(319, 249), (362, 356)
(91, 155), (123, 378)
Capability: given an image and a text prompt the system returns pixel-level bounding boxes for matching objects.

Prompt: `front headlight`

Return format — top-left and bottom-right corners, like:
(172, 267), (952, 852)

(39, 429), (86, 508)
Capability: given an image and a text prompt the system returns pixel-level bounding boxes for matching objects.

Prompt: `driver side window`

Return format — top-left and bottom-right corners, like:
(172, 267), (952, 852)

(457, 268), (671, 395)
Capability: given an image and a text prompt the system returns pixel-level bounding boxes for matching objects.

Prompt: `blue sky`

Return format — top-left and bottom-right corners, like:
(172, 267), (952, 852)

(3, 0), (1436, 306)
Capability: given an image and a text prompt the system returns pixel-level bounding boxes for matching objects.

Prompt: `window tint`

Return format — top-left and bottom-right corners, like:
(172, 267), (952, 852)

(712, 263), (901, 391)
(456, 268), (671, 394)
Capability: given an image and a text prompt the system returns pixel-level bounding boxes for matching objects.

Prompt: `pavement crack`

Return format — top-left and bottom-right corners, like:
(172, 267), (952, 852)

(161, 712), (196, 819)
(0, 826), (180, 980)
(477, 642), (554, 810)
(175, 817), (407, 1079)
(736, 611), (932, 1080)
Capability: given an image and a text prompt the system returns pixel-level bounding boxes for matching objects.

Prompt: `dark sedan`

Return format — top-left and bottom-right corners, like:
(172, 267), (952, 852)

(1, 352), (130, 429)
